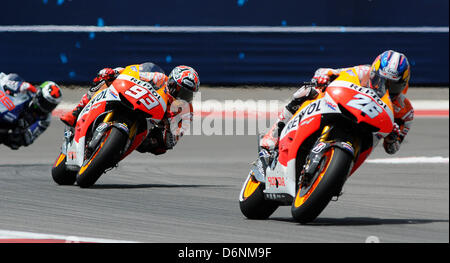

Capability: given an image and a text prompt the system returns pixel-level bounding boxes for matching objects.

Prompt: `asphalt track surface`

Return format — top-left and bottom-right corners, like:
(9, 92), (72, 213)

(0, 87), (448, 243)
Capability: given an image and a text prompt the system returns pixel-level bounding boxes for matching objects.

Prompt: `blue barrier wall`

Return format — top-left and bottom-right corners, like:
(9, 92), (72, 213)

(0, 0), (448, 85)
(1, 0), (448, 27)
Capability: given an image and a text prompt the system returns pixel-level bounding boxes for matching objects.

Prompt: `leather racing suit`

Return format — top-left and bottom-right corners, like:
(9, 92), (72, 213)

(260, 65), (414, 155)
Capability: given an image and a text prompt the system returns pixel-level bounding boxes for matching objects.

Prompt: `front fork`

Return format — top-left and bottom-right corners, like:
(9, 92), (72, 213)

(86, 111), (139, 154)
(301, 125), (359, 185)
(103, 111), (139, 139)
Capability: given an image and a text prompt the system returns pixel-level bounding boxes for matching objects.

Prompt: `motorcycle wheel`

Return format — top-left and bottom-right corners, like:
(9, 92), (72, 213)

(291, 147), (352, 224)
(76, 126), (128, 188)
(239, 174), (279, 219)
(51, 153), (77, 185)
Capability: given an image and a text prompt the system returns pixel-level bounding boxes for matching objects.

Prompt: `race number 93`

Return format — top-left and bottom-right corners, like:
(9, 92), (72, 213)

(124, 85), (159, 110)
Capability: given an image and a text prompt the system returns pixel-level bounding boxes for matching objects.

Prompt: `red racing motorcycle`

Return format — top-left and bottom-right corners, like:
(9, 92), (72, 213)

(239, 69), (395, 223)
(52, 64), (170, 188)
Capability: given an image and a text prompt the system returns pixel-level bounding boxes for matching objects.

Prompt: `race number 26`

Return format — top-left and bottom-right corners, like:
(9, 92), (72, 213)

(346, 93), (382, 118)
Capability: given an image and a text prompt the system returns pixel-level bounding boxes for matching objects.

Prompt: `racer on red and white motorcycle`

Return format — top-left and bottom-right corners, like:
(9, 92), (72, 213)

(261, 50), (414, 156)
(60, 62), (200, 155)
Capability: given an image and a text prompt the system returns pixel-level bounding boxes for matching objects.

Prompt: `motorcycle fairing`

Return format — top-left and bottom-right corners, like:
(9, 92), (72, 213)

(264, 92), (342, 198)
(114, 74), (168, 121)
(67, 86), (124, 167)
(263, 67), (395, 200)
(0, 85), (32, 124)
(75, 87), (121, 143)
(65, 65), (169, 168)
(327, 81), (394, 135)
(278, 91), (342, 167)
(263, 158), (297, 199)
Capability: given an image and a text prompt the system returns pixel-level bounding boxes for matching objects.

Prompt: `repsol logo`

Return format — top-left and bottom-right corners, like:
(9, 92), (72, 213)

(349, 83), (388, 109)
(129, 77), (162, 100)
(283, 100), (322, 135)
(281, 100), (323, 138)
(81, 89), (108, 114)
(298, 100), (323, 120)
(130, 77), (152, 89)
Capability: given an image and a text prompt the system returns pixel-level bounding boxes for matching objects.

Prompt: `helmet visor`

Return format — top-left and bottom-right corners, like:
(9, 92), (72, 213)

(371, 72), (405, 98)
(175, 87), (193, 103)
(385, 78), (406, 98)
(34, 93), (57, 113)
(168, 78), (194, 103)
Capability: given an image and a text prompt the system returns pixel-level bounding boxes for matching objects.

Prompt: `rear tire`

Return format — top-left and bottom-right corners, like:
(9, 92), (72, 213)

(76, 127), (128, 188)
(51, 153), (77, 185)
(291, 147), (353, 224)
(239, 174), (279, 219)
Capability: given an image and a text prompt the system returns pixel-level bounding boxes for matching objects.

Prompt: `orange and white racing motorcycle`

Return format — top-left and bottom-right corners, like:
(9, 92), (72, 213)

(239, 70), (395, 223)
(52, 64), (170, 188)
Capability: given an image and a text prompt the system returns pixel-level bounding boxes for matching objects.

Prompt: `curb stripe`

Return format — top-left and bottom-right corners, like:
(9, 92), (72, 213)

(367, 156), (449, 164)
(0, 229), (136, 243)
(413, 109), (449, 116)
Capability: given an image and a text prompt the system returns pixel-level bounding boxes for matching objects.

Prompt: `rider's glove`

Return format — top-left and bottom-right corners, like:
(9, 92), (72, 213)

(292, 85), (318, 100)
(19, 82), (37, 94)
(383, 123), (401, 154)
(1, 79), (36, 95)
(92, 68), (118, 86)
(286, 85), (319, 114)
(312, 68), (337, 87)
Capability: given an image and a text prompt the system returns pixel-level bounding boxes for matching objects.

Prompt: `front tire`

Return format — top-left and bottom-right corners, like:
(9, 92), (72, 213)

(51, 153), (77, 185)
(291, 147), (353, 224)
(239, 174), (279, 219)
(76, 127), (128, 188)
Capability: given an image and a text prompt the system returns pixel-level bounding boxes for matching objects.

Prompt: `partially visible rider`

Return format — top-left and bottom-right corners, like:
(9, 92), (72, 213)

(59, 62), (200, 155)
(0, 72), (62, 149)
(261, 50), (414, 155)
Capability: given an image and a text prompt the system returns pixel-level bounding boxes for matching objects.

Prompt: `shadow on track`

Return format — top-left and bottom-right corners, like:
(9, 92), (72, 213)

(0, 164), (50, 167)
(88, 183), (231, 189)
(269, 217), (448, 226)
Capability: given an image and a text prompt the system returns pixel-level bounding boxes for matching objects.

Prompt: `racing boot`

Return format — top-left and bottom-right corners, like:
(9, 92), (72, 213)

(136, 126), (168, 155)
(60, 93), (90, 127)
(259, 85), (318, 152)
(260, 107), (293, 152)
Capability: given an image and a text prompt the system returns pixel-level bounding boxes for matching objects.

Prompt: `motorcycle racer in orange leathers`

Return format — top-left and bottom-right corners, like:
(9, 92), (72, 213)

(261, 50), (414, 155)
(60, 62), (199, 155)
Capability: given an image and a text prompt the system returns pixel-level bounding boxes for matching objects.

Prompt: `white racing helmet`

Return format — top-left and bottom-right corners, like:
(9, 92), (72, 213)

(32, 81), (62, 113)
